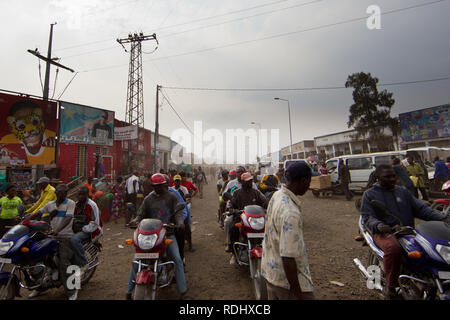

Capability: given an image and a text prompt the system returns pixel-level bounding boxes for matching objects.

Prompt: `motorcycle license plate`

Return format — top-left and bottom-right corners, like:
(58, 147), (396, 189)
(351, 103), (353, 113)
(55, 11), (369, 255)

(134, 253), (159, 260)
(438, 271), (450, 280)
(247, 233), (265, 239)
(0, 258), (11, 264)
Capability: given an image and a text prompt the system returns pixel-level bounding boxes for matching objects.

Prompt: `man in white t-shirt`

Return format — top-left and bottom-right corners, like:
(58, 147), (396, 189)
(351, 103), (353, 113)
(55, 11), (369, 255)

(126, 171), (139, 201)
(28, 184), (78, 300)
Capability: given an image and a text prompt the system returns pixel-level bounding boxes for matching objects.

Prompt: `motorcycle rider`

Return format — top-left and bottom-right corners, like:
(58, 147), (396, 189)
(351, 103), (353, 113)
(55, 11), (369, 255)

(360, 164), (449, 299)
(27, 184), (78, 300)
(225, 172), (268, 254)
(165, 175), (189, 264)
(70, 187), (102, 277)
(259, 168), (281, 199)
(126, 173), (187, 300)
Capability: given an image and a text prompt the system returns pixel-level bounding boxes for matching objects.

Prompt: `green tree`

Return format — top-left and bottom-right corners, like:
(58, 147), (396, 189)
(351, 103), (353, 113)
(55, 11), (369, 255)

(345, 72), (399, 151)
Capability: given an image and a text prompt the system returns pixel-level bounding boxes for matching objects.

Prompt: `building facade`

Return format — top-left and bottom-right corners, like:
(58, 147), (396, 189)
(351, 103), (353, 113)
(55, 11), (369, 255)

(280, 140), (316, 161)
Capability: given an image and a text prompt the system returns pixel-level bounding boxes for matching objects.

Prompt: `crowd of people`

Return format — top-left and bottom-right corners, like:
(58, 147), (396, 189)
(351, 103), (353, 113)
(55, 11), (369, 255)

(0, 155), (448, 301)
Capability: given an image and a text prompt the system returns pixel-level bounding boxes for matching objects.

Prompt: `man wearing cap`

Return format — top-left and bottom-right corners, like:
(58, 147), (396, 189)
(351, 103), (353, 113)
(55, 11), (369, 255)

(222, 166), (257, 197)
(261, 161), (315, 300)
(225, 172), (268, 253)
(25, 177), (56, 215)
(27, 184), (78, 300)
(127, 173), (187, 299)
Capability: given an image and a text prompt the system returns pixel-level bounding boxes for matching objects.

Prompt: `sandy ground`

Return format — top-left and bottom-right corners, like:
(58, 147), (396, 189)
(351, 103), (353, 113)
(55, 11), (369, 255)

(22, 176), (381, 300)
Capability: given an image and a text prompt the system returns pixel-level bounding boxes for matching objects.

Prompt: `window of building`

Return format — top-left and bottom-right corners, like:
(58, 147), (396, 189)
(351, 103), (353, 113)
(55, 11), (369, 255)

(347, 157), (372, 170)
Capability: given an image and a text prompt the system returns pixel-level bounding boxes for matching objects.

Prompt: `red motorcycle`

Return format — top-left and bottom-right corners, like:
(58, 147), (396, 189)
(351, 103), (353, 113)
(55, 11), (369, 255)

(126, 219), (177, 300)
(225, 205), (268, 300)
(431, 180), (450, 213)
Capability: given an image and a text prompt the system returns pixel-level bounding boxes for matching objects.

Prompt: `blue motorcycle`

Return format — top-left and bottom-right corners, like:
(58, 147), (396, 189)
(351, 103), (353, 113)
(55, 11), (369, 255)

(354, 200), (450, 300)
(0, 218), (101, 299)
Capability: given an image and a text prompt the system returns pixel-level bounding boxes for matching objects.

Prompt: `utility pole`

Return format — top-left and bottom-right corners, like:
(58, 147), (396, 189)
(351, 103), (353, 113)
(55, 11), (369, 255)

(154, 85), (161, 173)
(28, 22), (74, 100)
(117, 32), (158, 173)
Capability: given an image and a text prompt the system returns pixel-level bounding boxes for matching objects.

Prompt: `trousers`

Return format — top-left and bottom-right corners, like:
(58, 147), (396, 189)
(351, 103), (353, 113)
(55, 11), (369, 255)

(373, 233), (403, 288)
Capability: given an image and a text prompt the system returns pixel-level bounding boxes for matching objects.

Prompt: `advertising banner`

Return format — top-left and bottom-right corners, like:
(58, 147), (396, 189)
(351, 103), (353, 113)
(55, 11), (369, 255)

(0, 92), (58, 165)
(399, 104), (450, 142)
(60, 102), (114, 146)
(114, 125), (138, 141)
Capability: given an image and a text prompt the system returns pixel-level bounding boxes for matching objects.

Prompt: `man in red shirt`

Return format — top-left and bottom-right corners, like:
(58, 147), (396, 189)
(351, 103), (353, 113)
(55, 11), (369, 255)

(180, 171), (198, 198)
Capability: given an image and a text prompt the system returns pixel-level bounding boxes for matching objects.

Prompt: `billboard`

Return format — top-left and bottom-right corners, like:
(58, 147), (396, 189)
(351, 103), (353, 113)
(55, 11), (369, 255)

(0, 93), (58, 165)
(60, 102), (114, 146)
(399, 104), (450, 142)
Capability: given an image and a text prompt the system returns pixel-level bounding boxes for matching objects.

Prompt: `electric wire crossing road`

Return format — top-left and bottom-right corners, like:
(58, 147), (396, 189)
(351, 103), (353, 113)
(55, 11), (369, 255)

(179, 304), (271, 317)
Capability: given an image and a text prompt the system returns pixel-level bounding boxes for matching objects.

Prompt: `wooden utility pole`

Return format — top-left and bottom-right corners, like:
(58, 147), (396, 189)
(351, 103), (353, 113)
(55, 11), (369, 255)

(154, 85), (161, 173)
(27, 23), (74, 100)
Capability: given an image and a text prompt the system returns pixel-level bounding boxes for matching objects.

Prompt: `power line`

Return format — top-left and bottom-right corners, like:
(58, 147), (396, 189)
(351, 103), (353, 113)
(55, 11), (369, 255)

(147, 0), (448, 62)
(161, 76), (450, 92)
(54, 0), (293, 52)
(156, 0), (291, 31)
(51, 67), (59, 99)
(160, 89), (194, 135)
(161, 0), (323, 38)
(80, 0), (448, 73)
(57, 72), (79, 100)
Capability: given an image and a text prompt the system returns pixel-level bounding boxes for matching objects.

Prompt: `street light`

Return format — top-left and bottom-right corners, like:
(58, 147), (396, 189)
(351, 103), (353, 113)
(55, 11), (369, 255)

(250, 121), (262, 162)
(274, 97), (293, 159)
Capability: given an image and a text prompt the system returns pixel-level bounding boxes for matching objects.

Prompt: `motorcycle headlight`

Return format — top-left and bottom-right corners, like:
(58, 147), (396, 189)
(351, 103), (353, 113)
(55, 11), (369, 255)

(248, 217), (265, 231)
(436, 244), (450, 264)
(137, 234), (158, 250)
(0, 241), (14, 255)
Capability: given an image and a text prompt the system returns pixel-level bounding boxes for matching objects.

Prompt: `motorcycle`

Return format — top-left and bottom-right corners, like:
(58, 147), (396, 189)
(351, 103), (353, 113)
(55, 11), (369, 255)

(0, 218), (101, 300)
(353, 200), (450, 300)
(223, 204), (267, 300)
(430, 180), (450, 213)
(126, 203), (185, 300)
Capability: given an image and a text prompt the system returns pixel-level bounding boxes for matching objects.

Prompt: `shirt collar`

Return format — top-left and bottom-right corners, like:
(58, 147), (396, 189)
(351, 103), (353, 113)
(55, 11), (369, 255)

(281, 185), (302, 207)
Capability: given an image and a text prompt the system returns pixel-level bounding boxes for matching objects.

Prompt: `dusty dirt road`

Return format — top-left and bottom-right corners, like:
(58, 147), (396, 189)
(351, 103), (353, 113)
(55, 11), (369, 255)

(25, 176), (380, 300)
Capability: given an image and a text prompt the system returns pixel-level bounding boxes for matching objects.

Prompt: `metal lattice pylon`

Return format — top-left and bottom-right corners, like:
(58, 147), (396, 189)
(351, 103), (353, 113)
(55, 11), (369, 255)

(117, 33), (158, 128)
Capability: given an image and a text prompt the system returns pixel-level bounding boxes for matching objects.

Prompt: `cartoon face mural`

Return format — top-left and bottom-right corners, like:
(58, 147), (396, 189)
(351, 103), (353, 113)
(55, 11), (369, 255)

(0, 94), (57, 165)
(6, 101), (48, 155)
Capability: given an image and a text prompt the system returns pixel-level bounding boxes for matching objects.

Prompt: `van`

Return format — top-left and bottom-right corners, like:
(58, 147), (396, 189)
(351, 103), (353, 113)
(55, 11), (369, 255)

(326, 151), (412, 192)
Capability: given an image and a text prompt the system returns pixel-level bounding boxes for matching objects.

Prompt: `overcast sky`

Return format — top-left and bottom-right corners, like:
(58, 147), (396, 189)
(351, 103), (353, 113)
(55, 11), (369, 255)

(1, 0), (449, 162)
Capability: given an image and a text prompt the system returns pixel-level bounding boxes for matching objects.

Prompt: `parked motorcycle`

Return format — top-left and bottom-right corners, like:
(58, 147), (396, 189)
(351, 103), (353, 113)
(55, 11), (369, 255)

(0, 218), (101, 300)
(430, 180), (450, 213)
(354, 200), (450, 300)
(223, 204), (267, 300)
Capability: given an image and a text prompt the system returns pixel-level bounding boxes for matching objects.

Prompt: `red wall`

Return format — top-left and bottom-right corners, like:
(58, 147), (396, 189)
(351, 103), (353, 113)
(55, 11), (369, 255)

(57, 119), (152, 183)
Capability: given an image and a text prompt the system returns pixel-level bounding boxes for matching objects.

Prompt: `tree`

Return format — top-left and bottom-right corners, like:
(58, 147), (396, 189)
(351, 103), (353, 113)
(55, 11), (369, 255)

(345, 72), (398, 151)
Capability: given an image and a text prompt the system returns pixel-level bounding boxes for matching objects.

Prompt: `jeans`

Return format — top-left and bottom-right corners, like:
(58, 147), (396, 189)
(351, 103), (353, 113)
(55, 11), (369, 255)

(70, 232), (90, 267)
(126, 235), (186, 295)
(58, 239), (76, 295)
